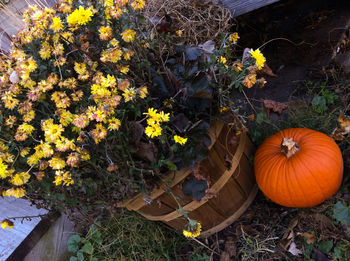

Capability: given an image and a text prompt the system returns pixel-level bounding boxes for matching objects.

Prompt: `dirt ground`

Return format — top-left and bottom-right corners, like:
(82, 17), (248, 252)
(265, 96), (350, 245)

(203, 0), (350, 260)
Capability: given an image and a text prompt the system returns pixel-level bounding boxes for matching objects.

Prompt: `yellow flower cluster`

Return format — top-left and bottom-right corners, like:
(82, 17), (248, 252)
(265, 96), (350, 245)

(183, 221), (202, 238)
(121, 29), (136, 43)
(1, 219), (14, 229)
(54, 170), (74, 186)
(50, 17), (64, 32)
(174, 135), (187, 146)
(228, 32), (239, 43)
(250, 49), (266, 70)
(0, 0), (157, 199)
(67, 6), (93, 26)
(144, 108), (170, 138)
(2, 187), (26, 198)
(99, 26), (113, 41)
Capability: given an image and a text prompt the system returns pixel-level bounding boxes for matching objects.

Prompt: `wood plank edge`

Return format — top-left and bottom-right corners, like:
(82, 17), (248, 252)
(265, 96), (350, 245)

(199, 184), (258, 238)
(6, 211), (61, 261)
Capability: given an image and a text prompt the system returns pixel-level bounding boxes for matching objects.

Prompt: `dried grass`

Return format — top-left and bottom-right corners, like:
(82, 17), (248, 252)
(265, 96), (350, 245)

(144, 0), (234, 45)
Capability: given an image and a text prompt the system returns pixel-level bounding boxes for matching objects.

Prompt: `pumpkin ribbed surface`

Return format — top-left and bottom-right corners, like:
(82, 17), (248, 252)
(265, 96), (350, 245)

(254, 128), (343, 207)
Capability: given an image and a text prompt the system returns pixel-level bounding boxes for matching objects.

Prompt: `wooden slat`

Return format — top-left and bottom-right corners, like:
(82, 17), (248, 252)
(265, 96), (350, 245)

(220, 0), (281, 17)
(137, 133), (248, 222)
(199, 185), (258, 238)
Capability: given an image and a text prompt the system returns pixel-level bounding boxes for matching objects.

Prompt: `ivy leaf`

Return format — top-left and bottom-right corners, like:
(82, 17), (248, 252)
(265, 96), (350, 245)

(67, 235), (81, 253)
(182, 177), (208, 201)
(70, 257), (78, 261)
(318, 240), (333, 254)
(77, 251), (85, 261)
(333, 201), (350, 226)
(81, 242), (93, 255)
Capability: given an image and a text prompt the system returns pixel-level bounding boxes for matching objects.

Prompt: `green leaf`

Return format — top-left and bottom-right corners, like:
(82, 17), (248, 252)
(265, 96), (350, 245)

(318, 240), (333, 254)
(333, 201), (350, 225)
(82, 242), (94, 255)
(77, 251), (85, 261)
(70, 257), (78, 261)
(166, 161), (177, 171)
(137, 14), (146, 24)
(333, 247), (343, 260)
(256, 111), (270, 125)
(67, 235), (81, 253)
(311, 96), (327, 113)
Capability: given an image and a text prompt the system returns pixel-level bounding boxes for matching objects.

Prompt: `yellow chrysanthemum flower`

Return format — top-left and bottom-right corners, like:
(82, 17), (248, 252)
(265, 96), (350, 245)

(20, 147), (31, 157)
(144, 108), (158, 119)
(250, 49), (266, 70)
(121, 29), (136, 42)
(219, 56), (228, 69)
(67, 6), (93, 26)
(49, 157), (66, 170)
(27, 154), (40, 166)
(131, 0), (146, 10)
(122, 87), (137, 102)
(0, 159), (9, 179)
(228, 32), (239, 43)
(108, 117), (121, 131)
(9, 172), (31, 186)
(99, 26), (113, 41)
(1, 219), (14, 229)
(145, 124), (162, 138)
(3, 187), (26, 198)
(174, 135), (188, 145)
(50, 17), (63, 32)
(183, 221), (201, 238)
(138, 86), (148, 99)
(104, 0), (114, 7)
(54, 170), (74, 186)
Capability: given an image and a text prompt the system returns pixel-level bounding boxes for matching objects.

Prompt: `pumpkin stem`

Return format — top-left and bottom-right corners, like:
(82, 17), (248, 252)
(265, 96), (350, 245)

(281, 137), (300, 158)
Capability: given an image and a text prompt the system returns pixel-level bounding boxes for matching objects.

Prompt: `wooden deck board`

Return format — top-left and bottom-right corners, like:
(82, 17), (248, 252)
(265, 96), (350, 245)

(0, 197), (48, 261)
(221, 0), (281, 17)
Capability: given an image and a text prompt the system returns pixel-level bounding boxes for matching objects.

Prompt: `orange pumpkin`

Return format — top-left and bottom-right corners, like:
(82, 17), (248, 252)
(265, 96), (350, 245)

(254, 128), (343, 207)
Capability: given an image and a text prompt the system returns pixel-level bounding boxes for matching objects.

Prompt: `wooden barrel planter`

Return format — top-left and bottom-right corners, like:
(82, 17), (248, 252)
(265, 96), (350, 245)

(118, 121), (258, 238)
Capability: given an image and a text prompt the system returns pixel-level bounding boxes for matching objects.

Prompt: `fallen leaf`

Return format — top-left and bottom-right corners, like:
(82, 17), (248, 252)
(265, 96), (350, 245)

(107, 164), (118, 172)
(263, 99), (288, 118)
(288, 242), (303, 256)
(338, 112), (350, 129)
(300, 231), (315, 244)
(198, 40), (215, 54)
(279, 218), (299, 250)
(331, 113), (350, 141)
(258, 63), (277, 78)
